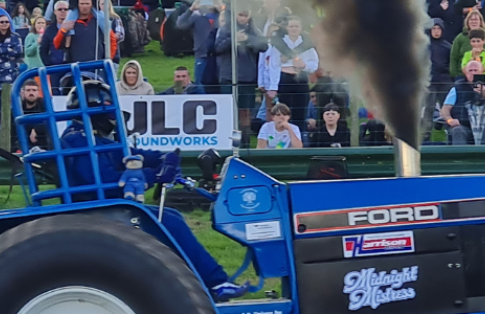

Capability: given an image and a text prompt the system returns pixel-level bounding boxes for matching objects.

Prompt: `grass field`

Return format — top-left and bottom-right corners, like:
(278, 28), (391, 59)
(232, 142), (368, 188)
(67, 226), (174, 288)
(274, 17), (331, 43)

(0, 184), (281, 299)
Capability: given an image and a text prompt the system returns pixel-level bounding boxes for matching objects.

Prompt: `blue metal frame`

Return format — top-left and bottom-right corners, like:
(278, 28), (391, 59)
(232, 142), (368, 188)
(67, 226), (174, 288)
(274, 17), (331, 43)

(11, 60), (129, 205)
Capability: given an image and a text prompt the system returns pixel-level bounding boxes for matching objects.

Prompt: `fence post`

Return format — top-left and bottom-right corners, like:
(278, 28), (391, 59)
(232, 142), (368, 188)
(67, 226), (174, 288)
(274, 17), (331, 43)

(0, 83), (12, 152)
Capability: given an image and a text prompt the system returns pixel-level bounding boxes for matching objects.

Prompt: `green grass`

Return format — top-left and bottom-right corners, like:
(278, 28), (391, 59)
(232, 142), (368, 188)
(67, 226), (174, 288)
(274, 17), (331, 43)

(118, 41), (196, 94)
(0, 186), (280, 299)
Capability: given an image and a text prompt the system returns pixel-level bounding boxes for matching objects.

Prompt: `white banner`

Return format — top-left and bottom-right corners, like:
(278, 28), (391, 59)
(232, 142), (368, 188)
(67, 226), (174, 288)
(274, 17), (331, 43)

(53, 94), (234, 151)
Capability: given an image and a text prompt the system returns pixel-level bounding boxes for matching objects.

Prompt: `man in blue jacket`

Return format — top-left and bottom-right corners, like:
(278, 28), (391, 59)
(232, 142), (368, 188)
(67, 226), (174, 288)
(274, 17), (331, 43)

(40, 0), (68, 95)
(60, 79), (250, 302)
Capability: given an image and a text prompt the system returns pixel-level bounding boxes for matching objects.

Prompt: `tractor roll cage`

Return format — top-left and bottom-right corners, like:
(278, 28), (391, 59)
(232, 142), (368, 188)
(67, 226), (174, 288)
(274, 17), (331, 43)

(11, 60), (130, 206)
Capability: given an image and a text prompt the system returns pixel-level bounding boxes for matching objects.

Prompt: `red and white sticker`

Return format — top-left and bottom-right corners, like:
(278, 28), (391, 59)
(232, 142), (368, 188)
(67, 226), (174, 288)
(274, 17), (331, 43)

(343, 231), (415, 258)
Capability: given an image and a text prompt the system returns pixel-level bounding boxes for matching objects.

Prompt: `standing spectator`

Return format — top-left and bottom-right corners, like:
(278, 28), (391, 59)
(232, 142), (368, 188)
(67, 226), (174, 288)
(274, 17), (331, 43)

(176, 0), (222, 86)
(160, 66), (205, 95)
(257, 22), (279, 121)
(201, 8), (225, 94)
(427, 0), (462, 43)
(267, 15), (319, 130)
(24, 16), (45, 69)
(40, 0), (68, 95)
(11, 3), (30, 29)
(424, 18), (453, 140)
(0, 12), (22, 115)
(310, 103), (350, 148)
(454, 0), (485, 19)
(99, 0), (124, 75)
(53, 0), (116, 63)
(257, 103), (302, 149)
(116, 60), (154, 95)
(450, 9), (485, 80)
(25, 16), (48, 96)
(253, 0), (290, 37)
(215, 3), (268, 148)
(0, 13), (22, 85)
(430, 18), (453, 102)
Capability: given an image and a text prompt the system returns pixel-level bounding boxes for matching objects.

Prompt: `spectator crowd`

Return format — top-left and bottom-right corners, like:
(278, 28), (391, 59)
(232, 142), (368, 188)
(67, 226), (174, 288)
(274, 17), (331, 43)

(4, 0), (485, 152)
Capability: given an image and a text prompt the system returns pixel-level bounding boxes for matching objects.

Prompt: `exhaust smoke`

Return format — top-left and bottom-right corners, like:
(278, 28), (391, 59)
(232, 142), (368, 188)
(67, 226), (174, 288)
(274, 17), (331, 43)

(311, 0), (431, 150)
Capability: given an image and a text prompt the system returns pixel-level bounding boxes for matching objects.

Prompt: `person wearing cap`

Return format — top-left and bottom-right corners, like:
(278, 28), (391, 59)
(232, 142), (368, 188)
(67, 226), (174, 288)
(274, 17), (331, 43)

(59, 79), (250, 302)
(310, 103), (350, 148)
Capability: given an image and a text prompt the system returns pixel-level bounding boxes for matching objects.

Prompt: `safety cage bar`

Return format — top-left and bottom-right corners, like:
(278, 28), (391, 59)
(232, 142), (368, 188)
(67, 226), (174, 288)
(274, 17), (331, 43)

(11, 60), (130, 206)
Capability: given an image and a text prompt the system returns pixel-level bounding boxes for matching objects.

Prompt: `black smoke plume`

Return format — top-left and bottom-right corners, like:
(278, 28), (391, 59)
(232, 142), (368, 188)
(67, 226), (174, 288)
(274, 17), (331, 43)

(312, 0), (430, 149)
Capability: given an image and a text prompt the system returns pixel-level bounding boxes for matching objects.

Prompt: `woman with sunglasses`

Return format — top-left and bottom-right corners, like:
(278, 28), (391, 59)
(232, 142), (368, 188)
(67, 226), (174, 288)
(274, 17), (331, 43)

(0, 13), (22, 86)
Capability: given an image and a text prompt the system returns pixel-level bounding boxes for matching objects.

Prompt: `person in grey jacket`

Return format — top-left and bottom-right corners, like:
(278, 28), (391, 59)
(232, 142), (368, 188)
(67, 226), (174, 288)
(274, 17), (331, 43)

(176, 0), (222, 86)
(215, 4), (268, 148)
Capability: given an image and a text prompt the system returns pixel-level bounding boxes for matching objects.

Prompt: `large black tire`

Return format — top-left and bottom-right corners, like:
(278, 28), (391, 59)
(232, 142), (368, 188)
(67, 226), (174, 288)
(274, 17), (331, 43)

(0, 214), (216, 314)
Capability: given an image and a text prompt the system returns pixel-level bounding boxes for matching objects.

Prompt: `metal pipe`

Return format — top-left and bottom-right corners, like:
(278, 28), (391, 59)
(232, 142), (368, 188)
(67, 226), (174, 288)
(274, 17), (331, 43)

(104, 0), (111, 59)
(230, 0), (239, 131)
(393, 138), (421, 177)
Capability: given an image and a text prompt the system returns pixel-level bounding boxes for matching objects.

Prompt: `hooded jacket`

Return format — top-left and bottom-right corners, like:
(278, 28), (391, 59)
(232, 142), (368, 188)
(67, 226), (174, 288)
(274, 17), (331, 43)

(116, 60), (155, 95)
(430, 18), (452, 83)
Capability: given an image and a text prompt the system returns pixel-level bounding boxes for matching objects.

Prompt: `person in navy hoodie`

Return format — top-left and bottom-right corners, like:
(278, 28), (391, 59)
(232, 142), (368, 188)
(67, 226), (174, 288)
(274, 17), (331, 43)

(424, 18), (453, 140)
(40, 0), (68, 95)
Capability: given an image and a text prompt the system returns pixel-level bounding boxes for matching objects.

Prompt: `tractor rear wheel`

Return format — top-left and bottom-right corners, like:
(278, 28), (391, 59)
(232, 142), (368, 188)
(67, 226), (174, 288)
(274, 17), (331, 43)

(0, 214), (216, 314)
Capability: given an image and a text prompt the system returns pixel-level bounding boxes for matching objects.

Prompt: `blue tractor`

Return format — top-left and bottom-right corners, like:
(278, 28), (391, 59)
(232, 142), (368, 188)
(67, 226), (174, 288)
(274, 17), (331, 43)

(4, 60), (485, 314)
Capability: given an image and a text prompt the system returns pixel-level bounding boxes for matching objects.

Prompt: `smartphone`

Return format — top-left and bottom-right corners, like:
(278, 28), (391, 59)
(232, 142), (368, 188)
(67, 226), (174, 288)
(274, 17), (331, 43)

(474, 74), (485, 88)
(174, 80), (184, 94)
(199, 0), (214, 6)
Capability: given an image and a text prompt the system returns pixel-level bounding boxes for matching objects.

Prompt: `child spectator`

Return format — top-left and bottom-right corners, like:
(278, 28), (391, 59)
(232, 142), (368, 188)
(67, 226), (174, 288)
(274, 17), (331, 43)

(24, 16), (45, 70)
(30, 6), (42, 23)
(425, 17), (453, 139)
(257, 103), (303, 149)
(310, 103), (350, 148)
(116, 60), (154, 95)
(11, 3), (30, 29)
(462, 28), (485, 70)
(267, 15), (319, 130)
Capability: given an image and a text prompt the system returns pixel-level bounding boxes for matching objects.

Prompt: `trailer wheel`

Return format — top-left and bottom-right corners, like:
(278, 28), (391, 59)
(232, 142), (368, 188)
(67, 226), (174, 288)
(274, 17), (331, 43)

(0, 214), (216, 314)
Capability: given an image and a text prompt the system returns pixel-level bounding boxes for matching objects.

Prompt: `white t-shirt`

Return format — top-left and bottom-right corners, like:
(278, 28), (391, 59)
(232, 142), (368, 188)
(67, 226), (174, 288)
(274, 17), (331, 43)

(257, 121), (302, 149)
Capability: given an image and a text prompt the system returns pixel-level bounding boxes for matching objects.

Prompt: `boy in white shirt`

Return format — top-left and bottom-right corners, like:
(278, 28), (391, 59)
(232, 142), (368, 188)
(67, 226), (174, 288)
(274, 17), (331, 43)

(257, 103), (303, 149)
